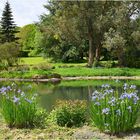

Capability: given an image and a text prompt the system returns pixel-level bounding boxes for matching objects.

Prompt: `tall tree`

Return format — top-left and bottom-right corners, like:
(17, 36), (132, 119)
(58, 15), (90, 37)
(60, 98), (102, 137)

(41, 1), (115, 67)
(41, 1), (140, 67)
(0, 1), (19, 43)
(18, 24), (42, 56)
(103, 1), (140, 67)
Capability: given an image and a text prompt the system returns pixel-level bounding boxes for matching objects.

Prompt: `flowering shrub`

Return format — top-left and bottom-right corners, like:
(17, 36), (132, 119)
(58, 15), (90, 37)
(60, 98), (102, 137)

(53, 100), (87, 127)
(90, 83), (140, 134)
(0, 83), (38, 128)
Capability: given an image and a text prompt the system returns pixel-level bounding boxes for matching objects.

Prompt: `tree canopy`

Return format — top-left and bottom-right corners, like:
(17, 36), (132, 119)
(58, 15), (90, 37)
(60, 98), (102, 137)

(39, 1), (140, 67)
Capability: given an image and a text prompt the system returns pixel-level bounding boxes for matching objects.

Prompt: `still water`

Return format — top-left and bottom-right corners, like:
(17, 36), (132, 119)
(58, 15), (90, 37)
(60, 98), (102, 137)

(29, 80), (140, 111)
(0, 80), (140, 111)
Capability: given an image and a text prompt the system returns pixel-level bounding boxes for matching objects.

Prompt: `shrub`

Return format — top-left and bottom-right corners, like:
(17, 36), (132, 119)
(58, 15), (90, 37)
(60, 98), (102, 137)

(0, 42), (20, 67)
(0, 83), (38, 128)
(104, 61), (115, 68)
(33, 107), (48, 128)
(8, 65), (30, 72)
(90, 84), (140, 134)
(32, 62), (54, 70)
(53, 100), (87, 127)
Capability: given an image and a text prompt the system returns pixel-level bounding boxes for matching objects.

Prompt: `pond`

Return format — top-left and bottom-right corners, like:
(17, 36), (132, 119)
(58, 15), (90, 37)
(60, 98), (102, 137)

(1, 79), (140, 111)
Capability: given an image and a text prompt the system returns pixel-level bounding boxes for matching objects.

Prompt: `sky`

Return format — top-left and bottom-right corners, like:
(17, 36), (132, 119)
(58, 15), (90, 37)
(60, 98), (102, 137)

(0, 0), (48, 27)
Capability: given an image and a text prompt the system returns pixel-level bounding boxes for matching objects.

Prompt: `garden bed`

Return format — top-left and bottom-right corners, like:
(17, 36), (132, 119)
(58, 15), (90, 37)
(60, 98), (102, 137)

(0, 81), (140, 140)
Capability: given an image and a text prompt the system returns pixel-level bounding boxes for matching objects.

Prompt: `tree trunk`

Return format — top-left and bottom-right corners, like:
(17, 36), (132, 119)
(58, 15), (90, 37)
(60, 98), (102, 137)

(87, 19), (95, 68)
(118, 48), (125, 67)
(95, 45), (101, 61)
(88, 37), (94, 67)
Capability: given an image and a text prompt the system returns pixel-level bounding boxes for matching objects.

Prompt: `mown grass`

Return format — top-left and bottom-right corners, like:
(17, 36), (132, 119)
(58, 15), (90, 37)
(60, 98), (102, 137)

(54, 67), (140, 77)
(20, 57), (49, 65)
(1, 67), (140, 78)
(20, 57), (87, 67)
(0, 57), (140, 78)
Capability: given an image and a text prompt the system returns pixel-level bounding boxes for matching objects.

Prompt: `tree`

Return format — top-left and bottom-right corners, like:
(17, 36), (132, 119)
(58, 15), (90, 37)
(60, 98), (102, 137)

(103, 1), (140, 67)
(0, 2), (20, 68)
(41, 1), (115, 67)
(40, 13), (88, 62)
(18, 24), (43, 56)
(0, 1), (19, 43)
(41, 1), (140, 67)
(103, 28), (126, 67)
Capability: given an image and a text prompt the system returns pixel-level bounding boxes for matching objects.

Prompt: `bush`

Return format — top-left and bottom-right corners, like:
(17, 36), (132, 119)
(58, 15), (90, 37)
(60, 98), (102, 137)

(33, 108), (48, 128)
(53, 100), (87, 127)
(0, 83), (39, 128)
(32, 62), (54, 71)
(8, 65), (30, 72)
(90, 84), (140, 134)
(0, 42), (20, 67)
(104, 61), (115, 68)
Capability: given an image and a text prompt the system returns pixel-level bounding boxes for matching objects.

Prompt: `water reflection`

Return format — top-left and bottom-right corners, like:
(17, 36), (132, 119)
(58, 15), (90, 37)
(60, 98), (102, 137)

(39, 84), (140, 111)
(0, 80), (140, 111)
(40, 86), (89, 111)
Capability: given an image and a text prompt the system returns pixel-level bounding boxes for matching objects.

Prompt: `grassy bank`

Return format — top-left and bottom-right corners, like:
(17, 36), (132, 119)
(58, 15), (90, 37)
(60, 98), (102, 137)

(0, 68), (140, 79)
(0, 57), (140, 79)
(54, 67), (140, 77)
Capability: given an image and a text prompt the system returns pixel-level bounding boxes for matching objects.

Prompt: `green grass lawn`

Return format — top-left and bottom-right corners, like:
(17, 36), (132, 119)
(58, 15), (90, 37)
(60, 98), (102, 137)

(20, 57), (49, 65)
(53, 67), (140, 77)
(0, 57), (140, 78)
(20, 57), (87, 67)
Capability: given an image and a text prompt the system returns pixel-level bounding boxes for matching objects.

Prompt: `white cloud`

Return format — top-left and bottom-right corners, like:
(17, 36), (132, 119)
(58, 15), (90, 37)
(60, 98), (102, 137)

(0, 0), (48, 27)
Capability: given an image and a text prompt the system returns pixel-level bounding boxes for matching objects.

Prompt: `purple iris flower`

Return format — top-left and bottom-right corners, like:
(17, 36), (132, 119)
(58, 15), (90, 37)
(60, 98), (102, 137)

(101, 84), (110, 88)
(25, 98), (32, 104)
(108, 97), (116, 106)
(94, 102), (100, 106)
(13, 96), (20, 103)
(127, 106), (132, 112)
(102, 108), (110, 115)
(130, 85), (136, 89)
(116, 109), (121, 116)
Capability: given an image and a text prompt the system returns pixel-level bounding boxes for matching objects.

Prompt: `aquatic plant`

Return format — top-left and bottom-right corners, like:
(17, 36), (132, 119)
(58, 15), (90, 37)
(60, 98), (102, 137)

(0, 83), (38, 128)
(90, 83), (140, 134)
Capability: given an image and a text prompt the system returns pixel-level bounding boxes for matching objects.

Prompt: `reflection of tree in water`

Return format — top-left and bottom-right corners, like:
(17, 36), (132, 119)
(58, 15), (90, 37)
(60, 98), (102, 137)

(0, 81), (140, 112)
(40, 86), (89, 111)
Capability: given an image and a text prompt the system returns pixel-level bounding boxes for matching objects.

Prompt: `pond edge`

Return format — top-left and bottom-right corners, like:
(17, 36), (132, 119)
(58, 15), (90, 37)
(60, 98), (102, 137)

(0, 76), (140, 82)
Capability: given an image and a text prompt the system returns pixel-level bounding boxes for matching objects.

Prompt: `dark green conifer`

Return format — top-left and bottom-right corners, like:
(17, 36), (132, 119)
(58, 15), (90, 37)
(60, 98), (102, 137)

(0, 1), (19, 43)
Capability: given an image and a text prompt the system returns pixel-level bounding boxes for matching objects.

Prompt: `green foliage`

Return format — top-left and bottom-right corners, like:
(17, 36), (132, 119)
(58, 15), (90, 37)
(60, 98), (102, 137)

(41, 1), (140, 67)
(103, 28), (126, 66)
(0, 83), (38, 128)
(33, 108), (48, 128)
(0, 2), (19, 43)
(90, 84), (140, 134)
(14, 65), (30, 72)
(53, 100), (87, 127)
(0, 42), (20, 67)
(18, 24), (42, 56)
(32, 62), (54, 71)
(104, 61), (116, 68)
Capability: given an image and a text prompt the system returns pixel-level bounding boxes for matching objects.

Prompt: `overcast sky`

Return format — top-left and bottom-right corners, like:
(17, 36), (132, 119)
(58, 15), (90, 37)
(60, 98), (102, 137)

(0, 0), (48, 27)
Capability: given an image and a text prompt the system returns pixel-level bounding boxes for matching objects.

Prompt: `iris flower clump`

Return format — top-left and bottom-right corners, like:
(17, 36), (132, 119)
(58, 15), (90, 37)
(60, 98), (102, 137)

(0, 83), (38, 128)
(90, 83), (140, 134)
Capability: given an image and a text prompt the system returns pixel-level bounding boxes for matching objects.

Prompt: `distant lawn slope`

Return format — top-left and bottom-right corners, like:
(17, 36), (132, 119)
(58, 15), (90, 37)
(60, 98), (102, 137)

(20, 57), (48, 65)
